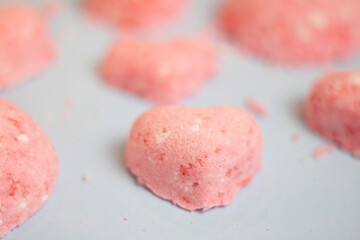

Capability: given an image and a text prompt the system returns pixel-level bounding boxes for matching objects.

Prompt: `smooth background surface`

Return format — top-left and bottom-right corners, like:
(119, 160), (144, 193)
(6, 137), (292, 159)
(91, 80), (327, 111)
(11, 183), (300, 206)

(1, 0), (360, 239)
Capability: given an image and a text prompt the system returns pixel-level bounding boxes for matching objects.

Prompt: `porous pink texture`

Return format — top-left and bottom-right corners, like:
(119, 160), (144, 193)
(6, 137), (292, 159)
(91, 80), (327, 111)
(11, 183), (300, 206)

(0, 98), (59, 238)
(102, 37), (216, 102)
(84, 0), (188, 30)
(305, 71), (360, 157)
(218, 0), (360, 64)
(126, 105), (262, 211)
(0, 4), (56, 90)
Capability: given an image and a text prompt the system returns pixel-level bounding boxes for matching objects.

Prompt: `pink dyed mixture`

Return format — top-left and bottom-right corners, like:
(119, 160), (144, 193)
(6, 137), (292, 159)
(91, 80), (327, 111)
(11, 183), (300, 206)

(0, 97), (59, 238)
(102, 37), (217, 102)
(305, 71), (360, 157)
(126, 105), (262, 211)
(84, 0), (189, 30)
(0, 4), (56, 90)
(218, 0), (360, 64)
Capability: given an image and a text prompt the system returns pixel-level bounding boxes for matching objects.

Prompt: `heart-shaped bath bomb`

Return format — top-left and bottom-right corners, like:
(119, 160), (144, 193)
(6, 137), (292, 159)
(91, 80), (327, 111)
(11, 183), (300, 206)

(0, 97), (59, 237)
(305, 71), (360, 157)
(0, 4), (56, 90)
(101, 36), (216, 102)
(84, 0), (189, 30)
(126, 105), (262, 211)
(218, 0), (360, 64)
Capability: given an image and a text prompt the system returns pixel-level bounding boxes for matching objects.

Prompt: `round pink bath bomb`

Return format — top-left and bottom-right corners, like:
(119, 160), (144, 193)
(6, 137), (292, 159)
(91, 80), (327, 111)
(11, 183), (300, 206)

(126, 105), (262, 211)
(0, 98), (59, 238)
(0, 4), (56, 90)
(305, 71), (360, 157)
(102, 37), (216, 102)
(84, 0), (188, 30)
(218, 0), (360, 64)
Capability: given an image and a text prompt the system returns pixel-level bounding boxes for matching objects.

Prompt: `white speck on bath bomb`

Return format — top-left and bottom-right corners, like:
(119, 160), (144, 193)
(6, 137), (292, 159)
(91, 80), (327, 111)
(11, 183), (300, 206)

(351, 74), (360, 85)
(19, 202), (27, 209)
(156, 130), (171, 144)
(191, 125), (200, 132)
(17, 134), (29, 143)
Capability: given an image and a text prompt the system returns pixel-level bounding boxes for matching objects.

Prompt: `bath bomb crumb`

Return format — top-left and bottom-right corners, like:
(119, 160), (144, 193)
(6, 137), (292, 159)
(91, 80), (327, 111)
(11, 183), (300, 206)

(246, 98), (267, 117)
(65, 96), (75, 107)
(126, 105), (262, 211)
(313, 144), (336, 158)
(298, 158), (306, 164)
(102, 36), (217, 102)
(292, 132), (301, 142)
(43, 0), (63, 18)
(123, 217), (128, 221)
(82, 174), (91, 181)
(43, 112), (53, 121)
(62, 111), (70, 120)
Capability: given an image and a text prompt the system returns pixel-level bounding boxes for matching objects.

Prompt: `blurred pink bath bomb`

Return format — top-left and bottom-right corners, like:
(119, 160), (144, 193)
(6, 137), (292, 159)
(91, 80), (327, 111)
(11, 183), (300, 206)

(0, 97), (59, 237)
(84, 0), (189, 30)
(0, 4), (56, 90)
(126, 105), (262, 211)
(305, 71), (360, 157)
(102, 37), (216, 102)
(218, 0), (360, 64)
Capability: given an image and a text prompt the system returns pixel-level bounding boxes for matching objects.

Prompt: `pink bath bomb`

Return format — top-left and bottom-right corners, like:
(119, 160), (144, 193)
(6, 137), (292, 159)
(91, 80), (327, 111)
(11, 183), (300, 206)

(305, 71), (360, 157)
(0, 4), (56, 90)
(102, 37), (216, 102)
(84, 0), (188, 30)
(0, 98), (59, 237)
(218, 0), (360, 64)
(126, 105), (262, 211)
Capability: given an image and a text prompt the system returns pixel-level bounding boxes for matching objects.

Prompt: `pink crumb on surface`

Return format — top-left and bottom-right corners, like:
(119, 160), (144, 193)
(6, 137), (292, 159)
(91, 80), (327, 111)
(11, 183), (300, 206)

(84, 0), (189, 30)
(0, 97), (59, 238)
(65, 96), (75, 107)
(62, 111), (70, 120)
(305, 71), (360, 157)
(126, 105), (262, 211)
(0, 4), (56, 90)
(82, 174), (91, 181)
(313, 144), (336, 158)
(123, 217), (128, 221)
(102, 36), (217, 103)
(42, 0), (63, 18)
(292, 103), (304, 117)
(246, 98), (267, 117)
(292, 132), (301, 142)
(218, 0), (360, 64)
(266, 228), (271, 232)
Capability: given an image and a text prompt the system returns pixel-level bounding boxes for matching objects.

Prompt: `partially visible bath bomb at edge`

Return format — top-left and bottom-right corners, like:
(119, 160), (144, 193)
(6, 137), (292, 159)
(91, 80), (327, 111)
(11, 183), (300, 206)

(101, 37), (217, 102)
(305, 71), (360, 157)
(218, 0), (360, 64)
(0, 4), (56, 90)
(126, 105), (262, 211)
(84, 0), (189, 30)
(0, 97), (59, 238)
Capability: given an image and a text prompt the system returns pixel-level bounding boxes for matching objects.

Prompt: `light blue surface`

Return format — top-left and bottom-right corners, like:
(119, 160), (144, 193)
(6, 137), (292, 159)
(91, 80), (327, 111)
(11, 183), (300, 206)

(1, 0), (360, 239)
